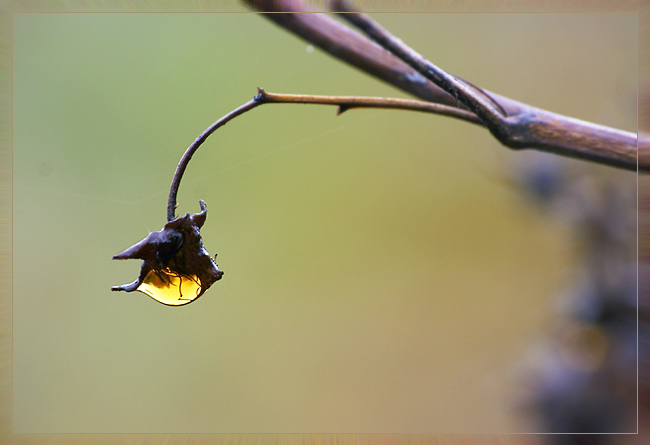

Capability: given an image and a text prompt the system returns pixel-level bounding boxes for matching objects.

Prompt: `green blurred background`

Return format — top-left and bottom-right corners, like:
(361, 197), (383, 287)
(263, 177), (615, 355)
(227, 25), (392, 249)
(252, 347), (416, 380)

(12, 12), (636, 433)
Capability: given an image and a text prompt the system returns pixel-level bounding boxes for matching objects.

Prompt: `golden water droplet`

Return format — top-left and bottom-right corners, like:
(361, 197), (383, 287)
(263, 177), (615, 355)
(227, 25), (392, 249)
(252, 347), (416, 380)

(137, 268), (203, 306)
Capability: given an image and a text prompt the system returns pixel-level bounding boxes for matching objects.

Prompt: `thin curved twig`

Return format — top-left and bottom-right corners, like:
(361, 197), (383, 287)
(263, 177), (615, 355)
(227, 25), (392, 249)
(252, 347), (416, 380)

(168, 99), (260, 221)
(167, 88), (483, 221)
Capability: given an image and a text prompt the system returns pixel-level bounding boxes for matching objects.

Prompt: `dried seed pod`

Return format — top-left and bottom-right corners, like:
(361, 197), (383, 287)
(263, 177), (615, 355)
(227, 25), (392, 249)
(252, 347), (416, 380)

(111, 200), (223, 306)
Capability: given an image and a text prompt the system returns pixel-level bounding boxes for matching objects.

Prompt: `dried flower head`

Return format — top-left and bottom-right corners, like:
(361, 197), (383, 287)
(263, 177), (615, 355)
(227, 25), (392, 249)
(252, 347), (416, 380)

(111, 200), (223, 306)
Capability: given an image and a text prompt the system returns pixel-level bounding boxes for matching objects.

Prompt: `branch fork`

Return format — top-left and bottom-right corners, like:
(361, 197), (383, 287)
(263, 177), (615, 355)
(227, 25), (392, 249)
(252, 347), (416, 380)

(246, 0), (639, 172)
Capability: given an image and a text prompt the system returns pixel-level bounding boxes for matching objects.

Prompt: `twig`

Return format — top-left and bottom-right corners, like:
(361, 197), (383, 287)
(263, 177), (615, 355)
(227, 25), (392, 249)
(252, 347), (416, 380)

(168, 99), (259, 222)
(167, 88), (482, 221)
(244, 0), (638, 172)
(257, 90), (482, 123)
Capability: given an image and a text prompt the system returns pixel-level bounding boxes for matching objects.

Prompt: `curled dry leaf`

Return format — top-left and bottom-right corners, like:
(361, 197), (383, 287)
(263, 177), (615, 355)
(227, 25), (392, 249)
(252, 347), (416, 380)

(111, 200), (224, 306)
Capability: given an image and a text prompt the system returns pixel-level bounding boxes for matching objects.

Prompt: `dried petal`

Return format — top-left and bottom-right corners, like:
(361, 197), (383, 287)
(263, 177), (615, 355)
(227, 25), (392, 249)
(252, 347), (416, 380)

(112, 200), (223, 306)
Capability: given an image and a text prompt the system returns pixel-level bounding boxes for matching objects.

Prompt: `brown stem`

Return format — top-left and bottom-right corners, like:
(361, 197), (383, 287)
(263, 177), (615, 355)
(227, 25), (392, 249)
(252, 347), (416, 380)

(244, 0), (639, 172)
(167, 89), (482, 221)
(256, 90), (483, 123)
(168, 99), (260, 221)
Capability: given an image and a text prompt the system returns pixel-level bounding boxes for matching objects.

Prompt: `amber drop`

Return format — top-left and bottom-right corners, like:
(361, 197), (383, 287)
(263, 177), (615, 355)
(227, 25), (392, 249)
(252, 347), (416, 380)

(137, 268), (203, 306)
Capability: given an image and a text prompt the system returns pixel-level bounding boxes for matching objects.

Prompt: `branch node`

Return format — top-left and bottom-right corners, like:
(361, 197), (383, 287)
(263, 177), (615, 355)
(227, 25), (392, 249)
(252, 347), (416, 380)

(254, 86), (267, 102)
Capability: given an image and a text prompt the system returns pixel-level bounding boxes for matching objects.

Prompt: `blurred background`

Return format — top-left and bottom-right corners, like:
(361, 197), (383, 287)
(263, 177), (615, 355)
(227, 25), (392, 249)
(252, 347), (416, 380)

(12, 11), (636, 434)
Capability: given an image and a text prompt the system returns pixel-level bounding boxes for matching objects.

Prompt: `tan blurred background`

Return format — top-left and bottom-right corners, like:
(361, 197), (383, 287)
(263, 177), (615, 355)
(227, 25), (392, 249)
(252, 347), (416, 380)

(12, 11), (636, 433)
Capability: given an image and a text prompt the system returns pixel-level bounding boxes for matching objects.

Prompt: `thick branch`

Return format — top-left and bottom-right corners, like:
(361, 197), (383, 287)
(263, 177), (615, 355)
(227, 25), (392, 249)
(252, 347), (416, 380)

(337, 7), (636, 170)
(244, 0), (639, 172)
(167, 89), (481, 220)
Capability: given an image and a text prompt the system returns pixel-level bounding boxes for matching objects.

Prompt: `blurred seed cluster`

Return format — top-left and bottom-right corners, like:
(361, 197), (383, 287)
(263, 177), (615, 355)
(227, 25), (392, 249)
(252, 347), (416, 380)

(514, 152), (637, 436)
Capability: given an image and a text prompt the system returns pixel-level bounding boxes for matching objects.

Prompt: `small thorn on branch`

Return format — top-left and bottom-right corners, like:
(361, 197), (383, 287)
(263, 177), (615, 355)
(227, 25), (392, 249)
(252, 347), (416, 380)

(254, 86), (267, 102)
